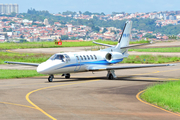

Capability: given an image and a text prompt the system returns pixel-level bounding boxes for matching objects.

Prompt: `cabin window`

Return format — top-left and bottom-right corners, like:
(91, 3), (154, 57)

(80, 55), (83, 60)
(87, 55), (90, 60)
(83, 55), (86, 60)
(94, 55), (97, 59)
(90, 55), (93, 60)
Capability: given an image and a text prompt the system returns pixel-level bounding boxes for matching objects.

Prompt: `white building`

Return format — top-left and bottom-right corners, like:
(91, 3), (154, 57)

(67, 24), (72, 32)
(0, 4), (19, 14)
(44, 19), (49, 26)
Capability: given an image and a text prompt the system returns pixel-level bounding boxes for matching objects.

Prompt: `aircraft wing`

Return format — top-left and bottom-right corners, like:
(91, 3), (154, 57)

(4, 61), (39, 66)
(87, 64), (175, 71)
(120, 43), (152, 49)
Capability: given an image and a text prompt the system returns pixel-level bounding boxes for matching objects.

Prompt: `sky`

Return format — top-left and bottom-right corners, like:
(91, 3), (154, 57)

(2, 0), (180, 14)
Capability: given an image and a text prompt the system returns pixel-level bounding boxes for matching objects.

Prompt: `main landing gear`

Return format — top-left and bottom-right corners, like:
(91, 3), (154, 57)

(62, 73), (71, 79)
(107, 70), (117, 80)
(48, 73), (71, 82)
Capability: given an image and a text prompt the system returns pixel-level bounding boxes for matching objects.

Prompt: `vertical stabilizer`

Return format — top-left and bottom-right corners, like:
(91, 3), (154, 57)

(115, 21), (132, 53)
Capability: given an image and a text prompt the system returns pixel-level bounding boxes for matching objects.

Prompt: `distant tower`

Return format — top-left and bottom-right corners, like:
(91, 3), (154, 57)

(163, 14), (167, 20)
(67, 24), (72, 32)
(44, 19), (49, 26)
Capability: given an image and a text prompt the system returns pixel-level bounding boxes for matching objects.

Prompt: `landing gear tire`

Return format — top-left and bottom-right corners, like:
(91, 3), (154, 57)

(65, 73), (70, 79)
(107, 70), (117, 80)
(48, 75), (54, 82)
(108, 74), (114, 80)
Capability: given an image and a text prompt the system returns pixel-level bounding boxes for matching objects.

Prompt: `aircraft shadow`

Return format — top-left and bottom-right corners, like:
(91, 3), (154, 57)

(48, 74), (168, 83)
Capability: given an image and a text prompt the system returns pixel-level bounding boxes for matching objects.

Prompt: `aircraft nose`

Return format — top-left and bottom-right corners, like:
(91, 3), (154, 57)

(37, 64), (44, 74)
(37, 63), (48, 74)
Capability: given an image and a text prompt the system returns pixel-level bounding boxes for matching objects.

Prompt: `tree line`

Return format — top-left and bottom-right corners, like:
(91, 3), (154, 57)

(13, 9), (180, 35)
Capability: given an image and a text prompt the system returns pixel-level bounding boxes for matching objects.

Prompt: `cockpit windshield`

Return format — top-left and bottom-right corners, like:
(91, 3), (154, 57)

(48, 54), (70, 62)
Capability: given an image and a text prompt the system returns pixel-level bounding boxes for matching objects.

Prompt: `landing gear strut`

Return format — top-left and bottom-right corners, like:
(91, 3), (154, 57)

(48, 75), (54, 82)
(107, 70), (117, 80)
(62, 73), (71, 79)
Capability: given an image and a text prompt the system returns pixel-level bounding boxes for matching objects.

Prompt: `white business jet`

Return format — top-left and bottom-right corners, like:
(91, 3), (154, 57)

(5, 21), (173, 82)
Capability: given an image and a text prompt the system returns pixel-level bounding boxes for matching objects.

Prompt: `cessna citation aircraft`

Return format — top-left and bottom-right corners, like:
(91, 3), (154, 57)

(5, 21), (174, 82)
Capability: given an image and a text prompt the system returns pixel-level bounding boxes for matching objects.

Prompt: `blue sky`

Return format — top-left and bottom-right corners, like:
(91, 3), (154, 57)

(2, 0), (180, 14)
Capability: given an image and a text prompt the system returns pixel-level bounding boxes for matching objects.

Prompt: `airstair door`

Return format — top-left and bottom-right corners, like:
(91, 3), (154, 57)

(74, 54), (81, 71)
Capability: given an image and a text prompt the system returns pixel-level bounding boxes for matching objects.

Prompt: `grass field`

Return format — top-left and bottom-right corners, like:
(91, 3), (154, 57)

(141, 80), (180, 113)
(129, 47), (180, 52)
(0, 69), (44, 79)
(122, 55), (180, 64)
(0, 40), (150, 50)
(0, 51), (51, 64)
(1, 51), (180, 64)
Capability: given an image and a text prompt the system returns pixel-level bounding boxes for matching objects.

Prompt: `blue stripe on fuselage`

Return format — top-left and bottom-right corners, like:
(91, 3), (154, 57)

(56, 58), (123, 70)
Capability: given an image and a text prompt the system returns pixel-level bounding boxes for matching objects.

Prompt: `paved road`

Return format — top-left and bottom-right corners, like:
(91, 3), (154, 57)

(8, 41), (180, 56)
(0, 63), (180, 120)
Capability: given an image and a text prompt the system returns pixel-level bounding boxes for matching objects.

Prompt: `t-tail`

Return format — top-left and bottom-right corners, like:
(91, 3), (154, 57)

(114, 21), (132, 55)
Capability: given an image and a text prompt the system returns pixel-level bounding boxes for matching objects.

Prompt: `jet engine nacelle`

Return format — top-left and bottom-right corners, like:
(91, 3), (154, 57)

(105, 52), (123, 62)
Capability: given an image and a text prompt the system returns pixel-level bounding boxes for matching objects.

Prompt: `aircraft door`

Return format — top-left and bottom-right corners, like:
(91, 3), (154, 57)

(74, 54), (81, 71)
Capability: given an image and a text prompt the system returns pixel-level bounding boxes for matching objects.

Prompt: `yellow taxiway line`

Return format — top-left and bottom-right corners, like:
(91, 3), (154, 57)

(25, 80), (99, 120)
(136, 90), (180, 117)
(136, 68), (180, 117)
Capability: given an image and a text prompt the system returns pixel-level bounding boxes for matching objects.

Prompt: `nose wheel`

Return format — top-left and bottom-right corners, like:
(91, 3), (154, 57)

(48, 75), (54, 82)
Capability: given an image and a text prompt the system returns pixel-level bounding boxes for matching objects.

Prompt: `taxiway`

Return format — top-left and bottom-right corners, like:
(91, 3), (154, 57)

(0, 63), (180, 120)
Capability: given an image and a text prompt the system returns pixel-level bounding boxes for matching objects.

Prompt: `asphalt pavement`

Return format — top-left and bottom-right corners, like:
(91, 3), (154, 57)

(0, 63), (180, 120)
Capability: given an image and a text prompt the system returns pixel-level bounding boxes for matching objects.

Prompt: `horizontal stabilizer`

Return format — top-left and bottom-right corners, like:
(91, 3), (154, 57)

(93, 41), (114, 47)
(120, 43), (152, 49)
(4, 61), (39, 66)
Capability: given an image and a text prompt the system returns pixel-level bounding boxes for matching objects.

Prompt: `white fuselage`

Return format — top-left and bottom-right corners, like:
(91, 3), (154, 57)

(37, 50), (126, 75)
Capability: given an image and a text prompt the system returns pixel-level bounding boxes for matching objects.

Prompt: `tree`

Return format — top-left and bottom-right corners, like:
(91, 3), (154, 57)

(10, 12), (16, 17)
(83, 11), (92, 16)
(143, 33), (156, 38)
(8, 21), (16, 26)
(62, 11), (76, 16)
(3, 28), (7, 32)
(71, 36), (76, 40)
(79, 11), (82, 15)
(61, 35), (69, 40)
(20, 39), (27, 43)
(92, 26), (100, 33)
(102, 28), (108, 33)
(101, 12), (105, 16)
(2, 19), (9, 22)
(20, 34), (24, 39)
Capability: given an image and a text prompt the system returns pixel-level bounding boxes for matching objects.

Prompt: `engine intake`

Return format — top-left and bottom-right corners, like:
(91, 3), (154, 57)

(105, 52), (124, 63)
(105, 53), (112, 61)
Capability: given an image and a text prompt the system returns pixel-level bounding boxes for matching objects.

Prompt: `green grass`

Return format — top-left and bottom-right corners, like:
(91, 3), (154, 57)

(129, 40), (150, 44)
(129, 47), (180, 52)
(141, 80), (180, 112)
(0, 40), (149, 50)
(0, 40), (105, 50)
(121, 55), (180, 64)
(0, 51), (51, 64)
(1, 51), (180, 64)
(0, 69), (44, 79)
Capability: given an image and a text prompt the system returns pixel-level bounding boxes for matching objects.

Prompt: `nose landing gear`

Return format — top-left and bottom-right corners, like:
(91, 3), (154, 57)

(48, 75), (54, 82)
(48, 73), (71, 82)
